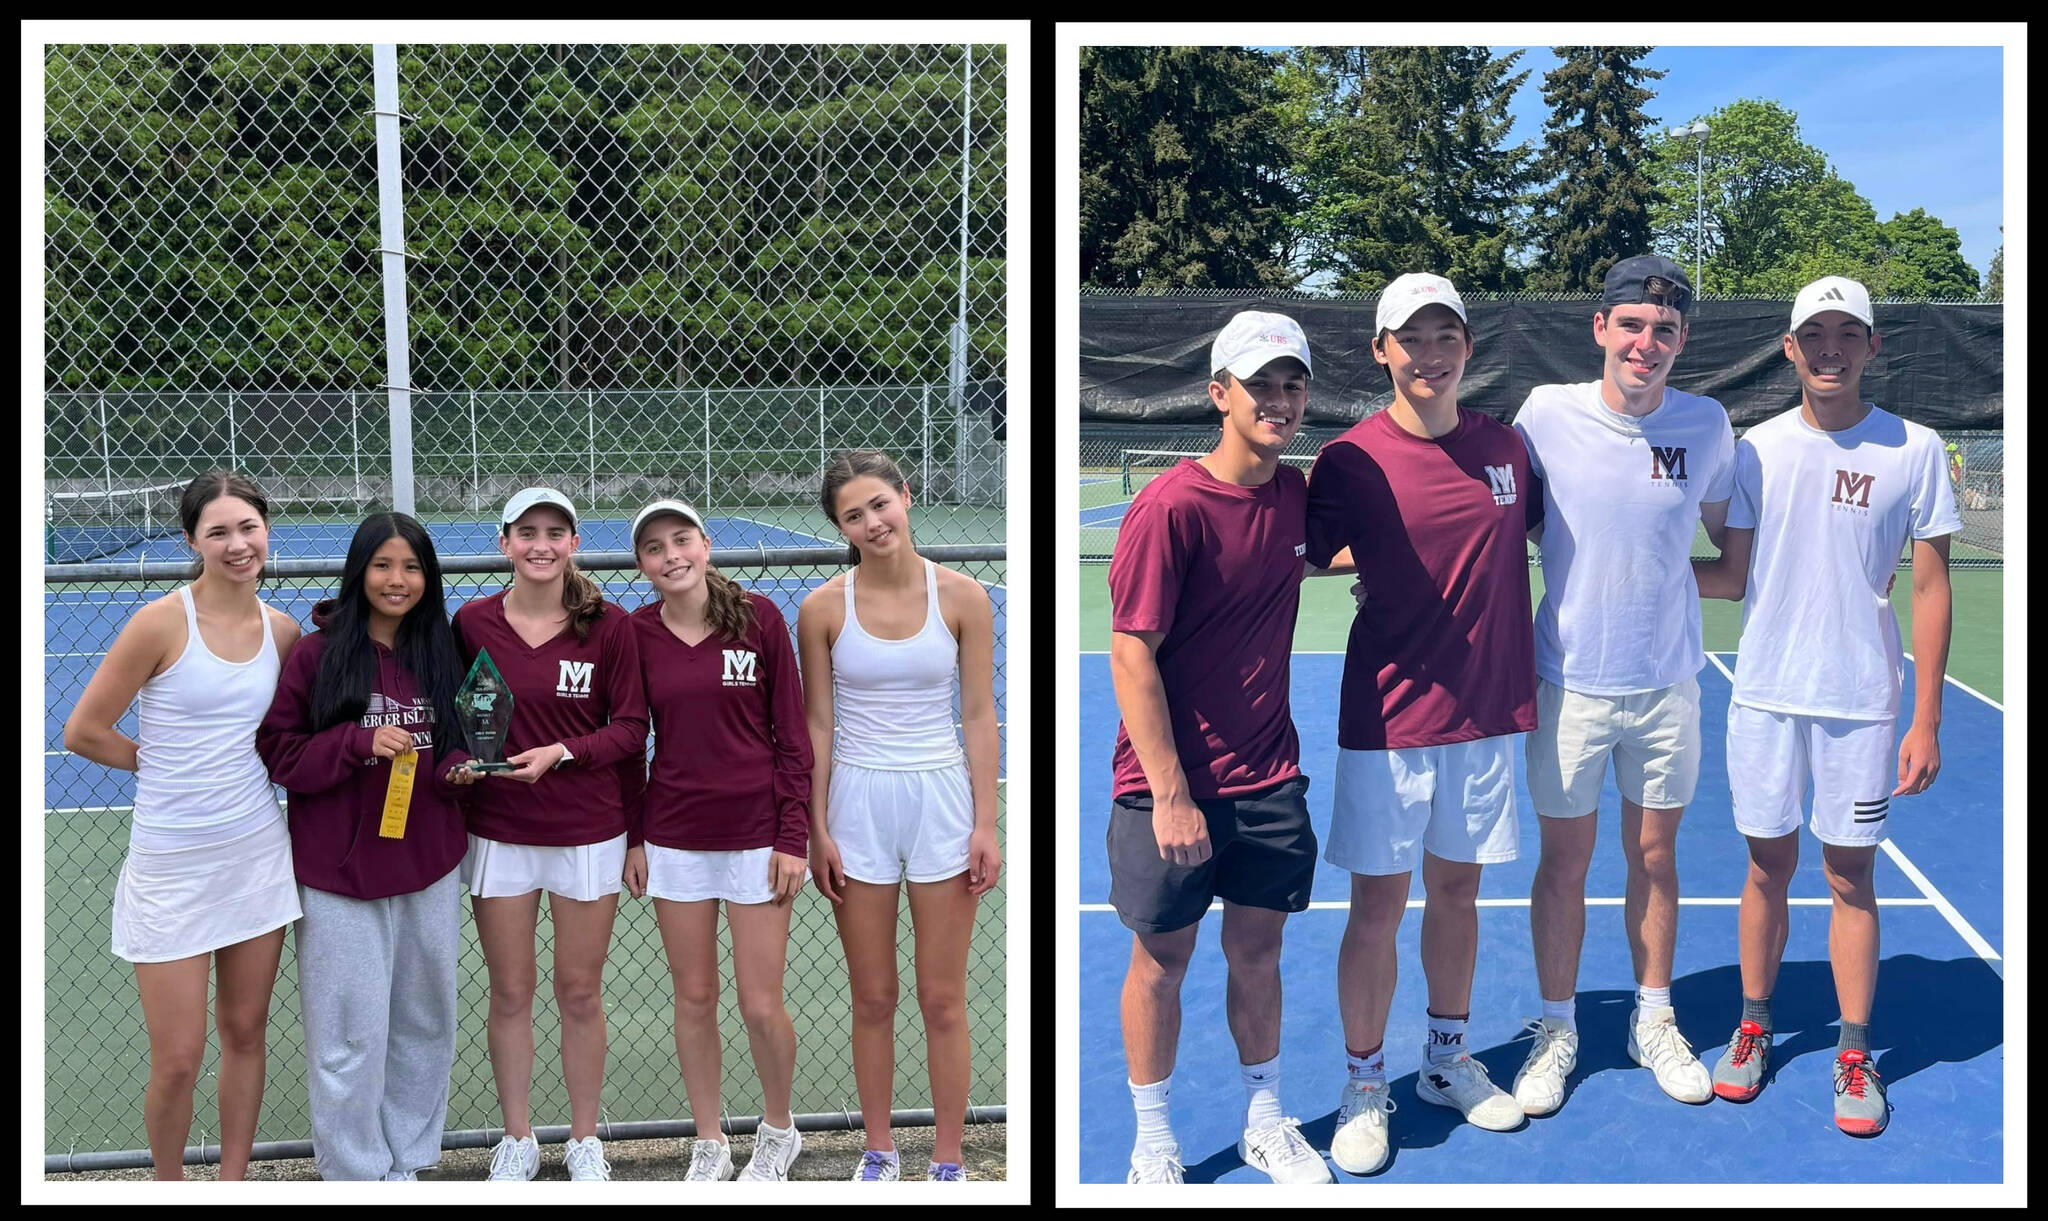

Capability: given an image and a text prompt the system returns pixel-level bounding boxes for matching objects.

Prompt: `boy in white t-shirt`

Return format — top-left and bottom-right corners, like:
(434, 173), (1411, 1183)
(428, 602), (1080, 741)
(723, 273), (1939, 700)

(1694, 276), (1960, 1137)
(1509, 256), (1735, 1117)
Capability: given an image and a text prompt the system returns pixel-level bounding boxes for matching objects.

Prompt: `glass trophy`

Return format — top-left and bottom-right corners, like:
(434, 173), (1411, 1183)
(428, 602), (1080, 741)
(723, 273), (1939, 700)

(454, 647), (516, 772)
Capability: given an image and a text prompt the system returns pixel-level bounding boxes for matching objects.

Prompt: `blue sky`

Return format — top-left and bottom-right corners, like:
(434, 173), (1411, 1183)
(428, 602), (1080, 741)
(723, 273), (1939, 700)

(1493, 45), (2005, 278)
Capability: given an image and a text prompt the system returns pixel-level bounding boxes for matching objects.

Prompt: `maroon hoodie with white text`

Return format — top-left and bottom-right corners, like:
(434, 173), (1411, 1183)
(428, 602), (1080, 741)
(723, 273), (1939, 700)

(256, 603), (472, 900)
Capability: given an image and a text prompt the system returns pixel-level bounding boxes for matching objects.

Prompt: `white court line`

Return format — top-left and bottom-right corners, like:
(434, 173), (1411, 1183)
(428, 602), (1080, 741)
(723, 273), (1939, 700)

(1705, 650), (2000, 962)
(1079, 898), (1935, 913)
(723, 515), (835, 546)
(1902, 651), (2003, 711)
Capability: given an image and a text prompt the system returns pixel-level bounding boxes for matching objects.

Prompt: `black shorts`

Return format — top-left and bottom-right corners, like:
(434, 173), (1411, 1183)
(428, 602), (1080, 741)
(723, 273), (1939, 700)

(1106, 774), (1317, 934)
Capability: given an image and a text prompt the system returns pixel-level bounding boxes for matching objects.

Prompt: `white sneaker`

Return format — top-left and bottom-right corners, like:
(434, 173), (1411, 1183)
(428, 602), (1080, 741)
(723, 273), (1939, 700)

(739, 1122), (802, 1181)
(1415, 1053), (1525, 1131)
(486, 1134), (540, 1181)
(1512, 1017), (1581, 1116)
(1329, 1078), (1397, 1175)
(684, 1137), (735, 1181)
(1629, 1006), (1713, 1103)
(564, 1134), (611, 1181)
(1237, 1116), (1332, 1184)
(1127, 1143), (1185, 1184)
(850, 1150), (901, 1181)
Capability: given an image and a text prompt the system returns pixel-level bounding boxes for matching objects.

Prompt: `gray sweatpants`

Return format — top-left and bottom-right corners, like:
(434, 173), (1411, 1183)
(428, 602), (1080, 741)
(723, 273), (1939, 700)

(293, 868), (461, 1181)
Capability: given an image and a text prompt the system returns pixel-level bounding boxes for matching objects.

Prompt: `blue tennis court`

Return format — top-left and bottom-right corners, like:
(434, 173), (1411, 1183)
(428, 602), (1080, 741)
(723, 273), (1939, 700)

(1074, 649), (2003, 1183)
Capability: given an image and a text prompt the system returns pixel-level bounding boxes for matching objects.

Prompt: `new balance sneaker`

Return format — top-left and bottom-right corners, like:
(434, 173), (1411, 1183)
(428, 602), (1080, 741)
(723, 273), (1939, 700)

(1128, 1143), (1185, 1184)
(684, 1137), (735, 1181)
(928, 1162), (966, 1180)
(1237, 1116), (1332, 1183)
(1329, 1078), (1397, 1175)
(1415, 1053), (1523, 1131)
(1833, 1050), (1890, 1137)
(564, 1135), (612, 1181)
(1512, 1017), (1579, 1116)
(1711, 1020), (1773, 1102)
(739, 1122), (802, 1181)
(1628, 1006), (1713, 1103)
(851, 1149), (901, 1181)
(485, 1134), (540, 1181)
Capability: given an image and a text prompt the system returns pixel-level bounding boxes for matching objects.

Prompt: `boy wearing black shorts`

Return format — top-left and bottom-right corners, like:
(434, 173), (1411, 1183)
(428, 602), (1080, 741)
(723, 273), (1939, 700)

(1108, 311), (1332, 1185)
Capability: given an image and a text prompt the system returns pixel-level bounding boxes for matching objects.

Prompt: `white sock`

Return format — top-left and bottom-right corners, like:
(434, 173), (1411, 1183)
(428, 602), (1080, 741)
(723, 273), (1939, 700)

(1637, 984), (1672, 1013)
(1241, 1055), (1283, 1132)
(1130, 1077), (1175, 1156)
(1346, 1044), (1386, 1082)
(1542, 995), (1577, 1034)
(1425, 1011), (1470, 1065)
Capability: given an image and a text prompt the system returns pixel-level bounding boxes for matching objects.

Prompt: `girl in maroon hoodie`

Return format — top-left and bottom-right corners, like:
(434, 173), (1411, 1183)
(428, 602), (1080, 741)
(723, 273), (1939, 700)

(450, 487), (648, 1183)
(620, 499), (814, 1183)
(255, 512), (477, 1181)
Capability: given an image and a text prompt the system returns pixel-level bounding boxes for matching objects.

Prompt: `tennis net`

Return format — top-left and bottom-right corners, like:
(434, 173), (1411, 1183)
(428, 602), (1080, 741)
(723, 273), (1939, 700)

(45, 481), (186, 564)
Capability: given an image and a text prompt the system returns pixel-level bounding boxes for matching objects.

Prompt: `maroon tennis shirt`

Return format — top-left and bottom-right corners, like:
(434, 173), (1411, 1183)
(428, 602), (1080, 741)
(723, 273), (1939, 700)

(619, 593), (812, 858)
(1305, 408), (1540, 751)
(1108, 458), (1307, 801)
(451, 590), (650, 847)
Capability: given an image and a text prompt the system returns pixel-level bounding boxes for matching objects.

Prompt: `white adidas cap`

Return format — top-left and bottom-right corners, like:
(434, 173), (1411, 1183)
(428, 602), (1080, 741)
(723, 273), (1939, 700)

(500, 486), (579, 529)
(1376, 272), (1468, 332)
(1210, 311), (1312, 381)
(1790, 276), (1875, 331)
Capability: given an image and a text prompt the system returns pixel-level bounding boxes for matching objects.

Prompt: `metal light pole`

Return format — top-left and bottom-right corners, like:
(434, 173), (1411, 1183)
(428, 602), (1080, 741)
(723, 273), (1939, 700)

(1670, 120), (1710, 291)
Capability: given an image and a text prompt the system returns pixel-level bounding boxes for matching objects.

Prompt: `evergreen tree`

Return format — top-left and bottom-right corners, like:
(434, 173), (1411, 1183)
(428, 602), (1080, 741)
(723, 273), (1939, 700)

(1285, 46), (1537, 293)
(1526, 47), (1666, 293)
(1080, 46), (1296, 291)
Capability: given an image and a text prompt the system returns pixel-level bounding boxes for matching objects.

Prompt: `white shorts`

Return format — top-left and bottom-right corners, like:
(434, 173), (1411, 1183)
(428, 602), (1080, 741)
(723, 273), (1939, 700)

(112, 814), (302, 963)
(826, 759), (973, 885)
(644, 843), (777, 905)
(461, 832), (627, 902)
(1725, 704), (1895, 847)
(1324, 735), (1520, 876)
(1527, 676), (1701, 817)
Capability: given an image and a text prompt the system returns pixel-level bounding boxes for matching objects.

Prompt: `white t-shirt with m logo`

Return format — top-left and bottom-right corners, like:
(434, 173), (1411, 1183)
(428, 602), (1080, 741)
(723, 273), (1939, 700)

(1726, 404), (1962, 720)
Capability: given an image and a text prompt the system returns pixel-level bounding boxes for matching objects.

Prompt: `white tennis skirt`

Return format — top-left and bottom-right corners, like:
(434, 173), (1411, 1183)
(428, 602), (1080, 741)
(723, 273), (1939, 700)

(461, 832), (626, 902)
(644, 843), (778, 905)
(111, 814), (302, 964)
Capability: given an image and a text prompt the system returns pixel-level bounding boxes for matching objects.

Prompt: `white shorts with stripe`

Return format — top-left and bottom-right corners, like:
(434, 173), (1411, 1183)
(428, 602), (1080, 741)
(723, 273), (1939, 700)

(1725, 703), (1894, 847)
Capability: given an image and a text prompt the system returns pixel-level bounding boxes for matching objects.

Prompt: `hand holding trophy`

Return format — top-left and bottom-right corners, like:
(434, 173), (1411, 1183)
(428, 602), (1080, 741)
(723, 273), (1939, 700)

(455, 648), (517, 774)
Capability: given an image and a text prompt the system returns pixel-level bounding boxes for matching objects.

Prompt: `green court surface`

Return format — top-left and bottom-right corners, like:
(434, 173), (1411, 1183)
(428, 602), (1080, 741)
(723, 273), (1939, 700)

(1079, 564), (2003, 702)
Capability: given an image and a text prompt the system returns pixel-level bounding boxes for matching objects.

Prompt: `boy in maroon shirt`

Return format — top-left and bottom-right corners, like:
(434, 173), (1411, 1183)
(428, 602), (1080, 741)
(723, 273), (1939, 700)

(1109, 310), (1333, 1186)
(1305, 274), (1540, 1173)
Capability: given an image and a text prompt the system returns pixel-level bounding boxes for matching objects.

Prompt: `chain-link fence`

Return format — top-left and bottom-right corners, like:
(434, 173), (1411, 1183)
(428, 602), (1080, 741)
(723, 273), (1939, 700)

(43, 40), (1007, 1162)
(45, 553), (1006, 1160)
(1080, 425), (2004, 567)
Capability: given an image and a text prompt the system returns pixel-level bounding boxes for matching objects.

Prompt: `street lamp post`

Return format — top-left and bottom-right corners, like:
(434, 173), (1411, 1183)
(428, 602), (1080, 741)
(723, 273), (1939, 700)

(1670, 120), (1710, 291)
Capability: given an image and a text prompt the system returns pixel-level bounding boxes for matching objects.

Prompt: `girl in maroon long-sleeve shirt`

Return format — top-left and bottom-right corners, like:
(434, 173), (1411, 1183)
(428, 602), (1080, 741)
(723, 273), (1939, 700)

(255, 512), (478, 1181)
(449, 487), (648, 1183)
(619, 499), (814, 1182)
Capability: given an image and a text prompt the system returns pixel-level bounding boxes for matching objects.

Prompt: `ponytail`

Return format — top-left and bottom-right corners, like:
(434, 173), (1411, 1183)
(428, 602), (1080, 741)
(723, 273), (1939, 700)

(562, 560), (606, 642)
(702, 565), (758, 641)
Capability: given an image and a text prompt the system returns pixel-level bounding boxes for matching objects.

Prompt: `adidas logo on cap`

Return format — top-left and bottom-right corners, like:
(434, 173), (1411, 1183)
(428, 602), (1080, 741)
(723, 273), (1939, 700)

(1820, 287), (1845, 301)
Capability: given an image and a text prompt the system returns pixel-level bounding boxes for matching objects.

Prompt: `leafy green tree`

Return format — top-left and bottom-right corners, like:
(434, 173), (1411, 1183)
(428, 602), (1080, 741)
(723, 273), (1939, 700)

(1525, 47), (1667, 293)
(1870, 207), (1979, 299)
(1285, 46), (1536, 293)
(1985, 228), (2002, 299)
(1648, 98), (1889, 297)
(1080, 46), (1296, 291)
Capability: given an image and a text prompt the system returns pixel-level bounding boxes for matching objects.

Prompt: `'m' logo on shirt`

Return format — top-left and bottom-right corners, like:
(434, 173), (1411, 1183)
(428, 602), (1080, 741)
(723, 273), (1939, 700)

(1650, 445), (1688, 482)
(1485, 463), (1518, 506)
(722, 649), (759, 687)
(557, 659), (594, 698)
(1831, 469), (1875, 511)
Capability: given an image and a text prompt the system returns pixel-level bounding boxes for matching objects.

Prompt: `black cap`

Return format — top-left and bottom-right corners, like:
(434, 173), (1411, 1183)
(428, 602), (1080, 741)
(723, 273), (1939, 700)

(1602, 255), (1694, 315)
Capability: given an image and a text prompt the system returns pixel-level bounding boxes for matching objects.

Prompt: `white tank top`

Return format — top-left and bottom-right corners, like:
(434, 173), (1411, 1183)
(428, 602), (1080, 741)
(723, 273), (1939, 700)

(130, 587), (286, 851)
(830, 558), (964, 770)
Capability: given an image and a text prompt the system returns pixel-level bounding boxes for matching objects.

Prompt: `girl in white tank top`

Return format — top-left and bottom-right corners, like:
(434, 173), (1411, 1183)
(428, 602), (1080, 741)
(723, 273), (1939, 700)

(797, 450), (1002, 1181)
(61, 472), (302, 1179)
